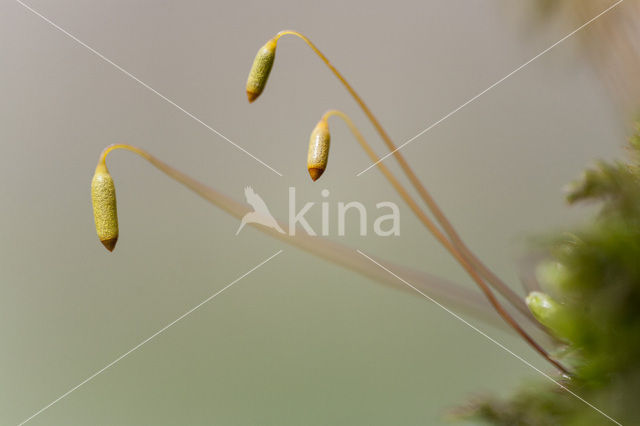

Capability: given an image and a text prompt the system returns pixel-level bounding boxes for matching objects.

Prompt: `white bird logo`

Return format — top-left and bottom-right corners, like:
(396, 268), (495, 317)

(236, 186), (285, 235)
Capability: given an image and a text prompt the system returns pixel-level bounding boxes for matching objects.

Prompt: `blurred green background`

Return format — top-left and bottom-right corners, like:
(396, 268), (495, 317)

(0, 1), (630, 424)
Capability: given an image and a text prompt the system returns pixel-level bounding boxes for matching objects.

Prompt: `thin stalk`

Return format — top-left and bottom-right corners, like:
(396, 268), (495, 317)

(275, 30), (532, 321)
(322, 111), (568, 374)
(99, 143), (150, 164)
(97, 143), (503, 326)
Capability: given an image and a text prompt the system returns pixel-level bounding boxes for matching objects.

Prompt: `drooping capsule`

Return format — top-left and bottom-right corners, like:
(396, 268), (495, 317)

(246, 38), (277, 103)
(91, 163), (119, 252)
(307, 119), (331, 181)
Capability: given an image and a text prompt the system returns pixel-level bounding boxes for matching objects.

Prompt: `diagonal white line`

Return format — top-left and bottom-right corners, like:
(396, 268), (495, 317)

(17, 250), (284, 426)
(14, 0), (283, 177)
(357, 0), (624, 176)
(356, 249), (622, 425)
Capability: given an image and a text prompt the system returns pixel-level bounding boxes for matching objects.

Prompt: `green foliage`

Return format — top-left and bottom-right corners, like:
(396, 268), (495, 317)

(455, 125), (640, 425)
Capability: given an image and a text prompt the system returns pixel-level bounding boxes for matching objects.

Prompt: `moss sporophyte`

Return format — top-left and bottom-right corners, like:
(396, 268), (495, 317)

(93, 29), (565, 373)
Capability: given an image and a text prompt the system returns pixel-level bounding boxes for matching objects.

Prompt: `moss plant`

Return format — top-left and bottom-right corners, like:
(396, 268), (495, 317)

(89, 29), (639, 424)
(453, 125), (640, 425)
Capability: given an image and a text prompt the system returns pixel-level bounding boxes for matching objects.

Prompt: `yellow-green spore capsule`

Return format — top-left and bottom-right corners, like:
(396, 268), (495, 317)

(246, 38), (277, 103)
(91, 163), (119, 252)
(307, 120), (331, 181)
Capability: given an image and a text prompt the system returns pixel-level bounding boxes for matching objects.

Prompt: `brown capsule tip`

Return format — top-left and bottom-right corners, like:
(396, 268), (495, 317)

(308, 167), (325, 181)
(247, 90), (259, 103)
(100, 237), (118, 252)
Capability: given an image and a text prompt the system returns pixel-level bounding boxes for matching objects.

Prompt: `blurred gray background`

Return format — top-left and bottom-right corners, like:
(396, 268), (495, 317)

(0, 0), (631, 425)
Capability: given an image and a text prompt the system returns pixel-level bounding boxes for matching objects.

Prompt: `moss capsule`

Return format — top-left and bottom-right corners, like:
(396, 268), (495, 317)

(307, 119), (331, 181)
(91, 163), (119, 252)
(246, 38), (277, 103)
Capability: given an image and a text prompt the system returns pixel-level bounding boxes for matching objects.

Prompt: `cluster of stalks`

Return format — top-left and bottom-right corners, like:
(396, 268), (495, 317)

(91, 31), (568, 375)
